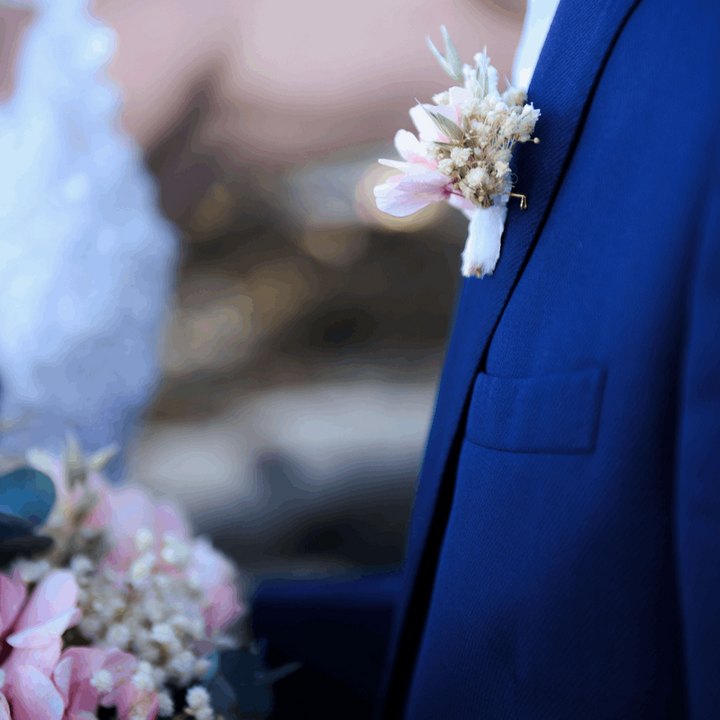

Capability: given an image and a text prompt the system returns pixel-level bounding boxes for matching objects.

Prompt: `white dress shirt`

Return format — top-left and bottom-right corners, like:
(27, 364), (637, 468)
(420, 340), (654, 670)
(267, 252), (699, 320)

(512, 0), (562, 88)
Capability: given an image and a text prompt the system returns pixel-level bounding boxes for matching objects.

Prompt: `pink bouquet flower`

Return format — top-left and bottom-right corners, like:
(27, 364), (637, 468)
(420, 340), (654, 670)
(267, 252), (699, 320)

(86, 480), (244, 634)
(54, 646), (162, 720)
(0, 570), (83, 720)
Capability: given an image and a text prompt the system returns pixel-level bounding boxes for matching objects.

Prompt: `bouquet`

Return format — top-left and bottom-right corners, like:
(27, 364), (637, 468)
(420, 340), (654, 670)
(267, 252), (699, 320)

(0, 437), (295, 720)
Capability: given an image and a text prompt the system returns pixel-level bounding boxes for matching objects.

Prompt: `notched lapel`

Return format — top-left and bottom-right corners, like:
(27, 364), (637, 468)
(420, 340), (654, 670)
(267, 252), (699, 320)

(378, 0), (645, 715)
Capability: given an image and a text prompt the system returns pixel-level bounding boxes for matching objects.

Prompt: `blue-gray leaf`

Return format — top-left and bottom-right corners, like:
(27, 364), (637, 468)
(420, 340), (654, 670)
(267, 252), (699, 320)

(0, 511), (36, 542)
(206, 671), (242, 719)
(210, 646), (300, 716)
(0, 467), (56, 531)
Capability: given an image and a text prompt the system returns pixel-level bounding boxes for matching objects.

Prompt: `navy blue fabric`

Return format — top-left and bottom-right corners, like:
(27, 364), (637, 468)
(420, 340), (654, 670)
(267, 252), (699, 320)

(466, 367), (605, 453)
(377, 0), (720, 718)
(251, 571), (402, 719)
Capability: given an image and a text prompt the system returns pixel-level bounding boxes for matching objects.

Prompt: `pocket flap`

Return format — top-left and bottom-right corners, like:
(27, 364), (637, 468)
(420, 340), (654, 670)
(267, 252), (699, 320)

(466, 367), (606, 454)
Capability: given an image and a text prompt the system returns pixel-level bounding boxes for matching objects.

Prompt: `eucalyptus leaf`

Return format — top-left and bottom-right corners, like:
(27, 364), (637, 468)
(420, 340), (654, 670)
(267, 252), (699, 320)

(219, 648), (272, 714)
(0, 466), (56, 567)
(0, 530), (53, 567)
(255, 661), (301, 686)
(0, 510), (36, 542)
(207, 645), (301, 717)
(0, 467), (56, 529)
(207, 671), (243, 720)
(202, 651), (220, 682)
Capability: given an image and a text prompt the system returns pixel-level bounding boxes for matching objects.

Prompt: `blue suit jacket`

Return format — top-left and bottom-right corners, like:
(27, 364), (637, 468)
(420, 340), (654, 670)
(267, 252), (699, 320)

(376, 0), (720, 717)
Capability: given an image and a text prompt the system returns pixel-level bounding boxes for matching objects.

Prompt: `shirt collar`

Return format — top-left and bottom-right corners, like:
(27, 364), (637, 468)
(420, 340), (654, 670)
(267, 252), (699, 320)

(513, 0), (562, 87)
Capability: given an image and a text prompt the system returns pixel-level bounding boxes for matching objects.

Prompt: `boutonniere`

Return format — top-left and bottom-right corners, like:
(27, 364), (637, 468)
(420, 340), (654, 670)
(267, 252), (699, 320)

(374, 27), (540, 278)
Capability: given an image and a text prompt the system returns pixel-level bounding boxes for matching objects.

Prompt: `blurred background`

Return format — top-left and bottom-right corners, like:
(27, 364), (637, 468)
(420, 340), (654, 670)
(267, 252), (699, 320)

(0, 0), (523, 577)
(105, 0), (525, 577)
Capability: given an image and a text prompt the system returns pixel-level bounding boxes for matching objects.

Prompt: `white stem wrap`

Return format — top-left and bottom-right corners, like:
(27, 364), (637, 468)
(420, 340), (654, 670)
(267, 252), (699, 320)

(461, 203), (508, 278)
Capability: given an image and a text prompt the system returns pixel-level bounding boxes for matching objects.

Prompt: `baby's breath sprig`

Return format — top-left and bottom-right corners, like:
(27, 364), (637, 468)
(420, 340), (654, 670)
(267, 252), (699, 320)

(423, 29), (539, 210)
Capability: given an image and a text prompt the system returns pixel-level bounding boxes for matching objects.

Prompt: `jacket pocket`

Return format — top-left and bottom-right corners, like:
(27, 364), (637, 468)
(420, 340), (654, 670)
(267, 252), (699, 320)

(465, 366), (606, 454)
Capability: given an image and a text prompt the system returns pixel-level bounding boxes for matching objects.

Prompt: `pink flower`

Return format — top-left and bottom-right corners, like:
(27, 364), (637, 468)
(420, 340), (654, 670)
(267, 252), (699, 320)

(34, 447), (244, 639)
(87, 483), (186, 544)
(374, 88), (476, 219)
(88, 483), (185, 577)
(53, 647), (156, 720)
(374, 166), (456, 218)
(92, 485), (202, 604)
(1, 570), (82, 720)
(6, 570), (81, 675)
(104, 680), (158, 720)
(187, 536), (244, 632)
(1, 665), (64, 720)
(0, 574), (26, 644)
(0, 691), (10, 720)
(92, 482), (244, 634)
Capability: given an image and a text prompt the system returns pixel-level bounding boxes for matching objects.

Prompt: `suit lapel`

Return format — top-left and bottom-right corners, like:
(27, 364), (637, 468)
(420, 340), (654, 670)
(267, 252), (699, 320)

(379, 0), (644, 714)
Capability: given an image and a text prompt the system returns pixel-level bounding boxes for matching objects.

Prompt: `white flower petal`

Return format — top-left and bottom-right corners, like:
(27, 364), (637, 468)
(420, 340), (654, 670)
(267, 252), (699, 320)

(409, 103), (460, 143)
(487, 66), (499, 96)
(374, 171), (450, 217)
(447, 86), (472, 108)
(461, 204), (507, 278)
(409, 104), (441, 142)
(7, 607), (80, 647)
(378, 159), (427, 173)
(447, 194), (476, 221)
(393, 129), (425, 161)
